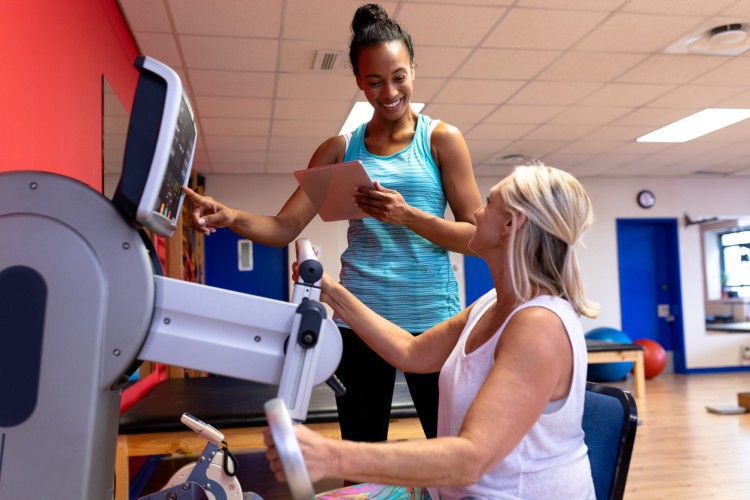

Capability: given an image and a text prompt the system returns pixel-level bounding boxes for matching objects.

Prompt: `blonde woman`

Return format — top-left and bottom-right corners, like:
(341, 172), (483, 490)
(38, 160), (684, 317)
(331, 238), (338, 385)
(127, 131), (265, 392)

(267, 163), (599, 499)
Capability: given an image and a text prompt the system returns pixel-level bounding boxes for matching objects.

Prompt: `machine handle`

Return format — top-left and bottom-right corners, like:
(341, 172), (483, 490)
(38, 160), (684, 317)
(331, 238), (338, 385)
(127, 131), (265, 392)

(180, 412), (225, 444)
(264, 398), (315, 499)
(326, 373), (346, 396)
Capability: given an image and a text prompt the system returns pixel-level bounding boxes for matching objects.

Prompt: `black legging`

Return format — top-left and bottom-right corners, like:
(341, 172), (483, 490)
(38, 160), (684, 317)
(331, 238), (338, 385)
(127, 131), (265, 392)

(334, 327), (439, 442)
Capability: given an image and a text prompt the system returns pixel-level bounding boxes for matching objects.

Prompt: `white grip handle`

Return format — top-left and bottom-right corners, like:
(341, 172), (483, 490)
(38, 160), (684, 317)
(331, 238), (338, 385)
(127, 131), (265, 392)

(264, 398), (315, 499)
(295, 238), (317, 268)
(180, 412), (225, 444)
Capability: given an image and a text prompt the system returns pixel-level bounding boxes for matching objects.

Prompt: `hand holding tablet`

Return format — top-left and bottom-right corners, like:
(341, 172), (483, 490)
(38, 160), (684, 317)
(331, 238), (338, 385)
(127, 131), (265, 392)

(294, 161), (374, 221)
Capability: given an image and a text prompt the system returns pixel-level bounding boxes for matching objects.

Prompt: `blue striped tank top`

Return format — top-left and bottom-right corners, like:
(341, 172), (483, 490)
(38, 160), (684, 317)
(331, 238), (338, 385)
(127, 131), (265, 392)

(338, 114), (460, 332)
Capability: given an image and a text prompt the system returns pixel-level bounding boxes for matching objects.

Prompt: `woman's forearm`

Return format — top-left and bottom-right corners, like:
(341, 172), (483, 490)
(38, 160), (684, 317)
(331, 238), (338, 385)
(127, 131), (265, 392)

(330, 436), (484, 487)
(323, 280), (416, 370)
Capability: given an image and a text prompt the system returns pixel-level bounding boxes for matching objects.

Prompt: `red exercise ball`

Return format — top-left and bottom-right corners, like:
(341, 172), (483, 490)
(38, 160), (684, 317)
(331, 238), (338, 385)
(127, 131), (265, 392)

(633, 338), (667, 379)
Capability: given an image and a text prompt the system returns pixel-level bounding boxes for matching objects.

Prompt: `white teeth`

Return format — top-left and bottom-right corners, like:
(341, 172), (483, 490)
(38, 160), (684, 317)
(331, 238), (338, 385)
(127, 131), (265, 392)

(383, 100), (400, 109)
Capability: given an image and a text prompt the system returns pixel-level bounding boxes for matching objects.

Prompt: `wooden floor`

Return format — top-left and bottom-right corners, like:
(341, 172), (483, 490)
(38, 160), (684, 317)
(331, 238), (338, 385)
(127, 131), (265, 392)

(613, 371), (750, 499)
(140, 371), (750, 499)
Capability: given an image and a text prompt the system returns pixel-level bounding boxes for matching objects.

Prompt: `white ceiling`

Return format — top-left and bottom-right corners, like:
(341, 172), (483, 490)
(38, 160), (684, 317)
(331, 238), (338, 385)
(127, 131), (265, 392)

(111, 0), (750, 179)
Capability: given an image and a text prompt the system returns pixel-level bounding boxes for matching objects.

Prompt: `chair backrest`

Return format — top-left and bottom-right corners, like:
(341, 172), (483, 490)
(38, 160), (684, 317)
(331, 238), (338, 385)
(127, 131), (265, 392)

(583, 382), (638, 500)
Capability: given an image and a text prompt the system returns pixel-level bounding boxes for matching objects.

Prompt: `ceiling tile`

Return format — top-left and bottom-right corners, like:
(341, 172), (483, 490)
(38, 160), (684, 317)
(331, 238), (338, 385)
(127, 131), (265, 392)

(168, 0), (281, 37)
(195, 96), (273, 119)
(484, 104), (567, 124)
(621, 0), (736, 16)
(465, 123), (537, 141)
(423, 103), (497, 125)
(616, 54), (727, 84)
(397, 3), (507, 47)
(283, 0), (397, 43)
(408, 0), (513, 5)
(548, 106), (634, 125)
(266, 150), (312, 169)
(613, 107), (698, 127)
(209, 150), (269, 164)
(280, 40), (351, 74)
(466, 138), (514, 160)
(414, 47), (473, 78)
(188, 70), (276, 98)
(691, 57), (750, 85)
(117, 0), (171, 33)
(134, 33), (182, 68)
(582, 125), (650, 141)
(537, 51), (647, 82)
(269, 136), (323, 154)
(412, 78), (447, 102)
(201, 117), (270, 136)
(516, 0), (626, 10)
(574, 13), (703, 53)
(504, 139), (570, 157)
(647, 84), (746, 107)
(460, 49), (561, 80)
(180, 35), (278, 71)
(523, 124), (598, 141)
(577, 82), (675, 107)
(483, 8), (608, 50)
(116, 0), (750, 178)
(273, 99), (352, 121)
(433, 79), (525, 104)
(271, 119), (342, 138)
(508, 81), (603, 105)
(203, 136), (268, 152)
(211, 159), (268, 174)
(276, 73), (358, 101)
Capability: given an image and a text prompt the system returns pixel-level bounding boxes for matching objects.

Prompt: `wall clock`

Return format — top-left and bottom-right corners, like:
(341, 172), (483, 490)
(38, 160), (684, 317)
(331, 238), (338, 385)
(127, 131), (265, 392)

(637, 189), (655, 209)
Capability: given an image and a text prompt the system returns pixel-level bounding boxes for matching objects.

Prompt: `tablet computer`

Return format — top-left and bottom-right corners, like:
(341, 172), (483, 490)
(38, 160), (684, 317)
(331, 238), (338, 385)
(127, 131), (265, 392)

(294, 160), (373, 222)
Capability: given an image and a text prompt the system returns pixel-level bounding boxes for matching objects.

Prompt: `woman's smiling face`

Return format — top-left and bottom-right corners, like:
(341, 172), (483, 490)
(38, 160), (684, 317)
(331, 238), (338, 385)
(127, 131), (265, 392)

(355, 40), (415, 121)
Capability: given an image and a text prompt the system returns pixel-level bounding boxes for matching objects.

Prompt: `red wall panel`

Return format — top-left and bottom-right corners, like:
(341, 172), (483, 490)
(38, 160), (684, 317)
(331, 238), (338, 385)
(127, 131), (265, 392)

(0, 0), (138, 191)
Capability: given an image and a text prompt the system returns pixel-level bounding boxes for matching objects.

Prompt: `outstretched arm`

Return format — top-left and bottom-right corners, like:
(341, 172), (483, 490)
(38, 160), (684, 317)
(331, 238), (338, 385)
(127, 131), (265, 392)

(318, 271), (469, 374)
(181, 136), (346, 246)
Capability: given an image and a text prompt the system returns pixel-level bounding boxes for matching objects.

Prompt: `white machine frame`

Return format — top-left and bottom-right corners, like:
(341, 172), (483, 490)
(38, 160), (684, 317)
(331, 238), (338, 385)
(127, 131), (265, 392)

(0, 56), (337, 500)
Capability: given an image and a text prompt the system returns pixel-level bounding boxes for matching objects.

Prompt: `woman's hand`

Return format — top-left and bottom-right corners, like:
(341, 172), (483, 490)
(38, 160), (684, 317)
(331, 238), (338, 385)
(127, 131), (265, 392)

(291, 262), (338, 304)
(355, 181), (414, 226)
(264, 425), (336, 484)
(182, 186), (237, 235)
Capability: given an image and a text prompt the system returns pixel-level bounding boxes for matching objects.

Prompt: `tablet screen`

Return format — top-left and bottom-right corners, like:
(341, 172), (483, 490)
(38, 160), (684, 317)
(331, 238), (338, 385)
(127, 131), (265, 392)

(294, 161), (373, 222)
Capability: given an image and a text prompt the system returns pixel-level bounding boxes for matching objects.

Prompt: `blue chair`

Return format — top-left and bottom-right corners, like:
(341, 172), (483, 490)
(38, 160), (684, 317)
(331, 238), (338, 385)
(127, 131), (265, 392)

(583, 382), (638, 500)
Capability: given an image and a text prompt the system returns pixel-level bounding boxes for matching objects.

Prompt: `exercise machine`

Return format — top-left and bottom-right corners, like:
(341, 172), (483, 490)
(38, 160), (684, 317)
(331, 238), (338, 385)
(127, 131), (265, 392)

(0, 56), (335, 499)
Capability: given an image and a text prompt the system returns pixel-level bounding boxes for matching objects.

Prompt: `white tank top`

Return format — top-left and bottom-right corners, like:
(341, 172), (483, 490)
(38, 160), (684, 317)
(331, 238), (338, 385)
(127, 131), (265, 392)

(429, 291), (595, 500)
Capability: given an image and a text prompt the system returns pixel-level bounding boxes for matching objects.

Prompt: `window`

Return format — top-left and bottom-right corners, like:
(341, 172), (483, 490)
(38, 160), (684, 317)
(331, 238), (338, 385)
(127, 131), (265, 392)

(719, 229), (750, 298)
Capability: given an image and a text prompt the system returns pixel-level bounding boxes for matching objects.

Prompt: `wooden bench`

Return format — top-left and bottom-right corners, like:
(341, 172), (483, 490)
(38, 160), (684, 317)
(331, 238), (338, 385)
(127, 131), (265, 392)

(586, 339), (646, 405)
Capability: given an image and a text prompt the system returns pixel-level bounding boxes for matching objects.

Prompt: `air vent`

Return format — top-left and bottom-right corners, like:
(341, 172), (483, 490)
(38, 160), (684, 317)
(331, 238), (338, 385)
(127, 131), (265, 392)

(665, 21), (750, 56)
(313, 50), (343, 71)
(485, 153), (529, 166)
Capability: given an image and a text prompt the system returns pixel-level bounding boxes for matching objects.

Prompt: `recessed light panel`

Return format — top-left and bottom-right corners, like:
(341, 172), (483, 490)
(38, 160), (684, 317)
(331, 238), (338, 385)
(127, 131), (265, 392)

(636, 108), (750, 143)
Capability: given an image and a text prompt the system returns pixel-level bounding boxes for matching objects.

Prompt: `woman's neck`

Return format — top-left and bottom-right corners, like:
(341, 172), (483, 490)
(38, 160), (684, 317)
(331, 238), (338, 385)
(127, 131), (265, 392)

(363, 110), (419, 156)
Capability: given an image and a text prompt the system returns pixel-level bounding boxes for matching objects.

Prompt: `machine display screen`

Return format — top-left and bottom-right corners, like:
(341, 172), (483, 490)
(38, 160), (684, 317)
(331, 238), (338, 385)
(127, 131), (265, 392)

(113, 56), (197, 238)
(152, 96), (195, 225)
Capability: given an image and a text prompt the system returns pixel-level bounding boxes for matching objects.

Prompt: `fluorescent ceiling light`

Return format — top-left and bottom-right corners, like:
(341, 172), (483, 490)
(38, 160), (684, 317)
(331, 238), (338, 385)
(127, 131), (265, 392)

(339, 101), (425, 135)
(637, 108), (750, 143)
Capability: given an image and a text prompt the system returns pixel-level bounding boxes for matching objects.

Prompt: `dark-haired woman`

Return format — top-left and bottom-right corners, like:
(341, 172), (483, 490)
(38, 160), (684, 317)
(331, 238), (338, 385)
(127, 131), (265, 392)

(183, 3), (481, 445)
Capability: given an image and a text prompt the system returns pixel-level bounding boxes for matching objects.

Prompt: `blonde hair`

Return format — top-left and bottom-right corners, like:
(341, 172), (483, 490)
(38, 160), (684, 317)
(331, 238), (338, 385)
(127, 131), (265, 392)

(498, 162), (599, 318)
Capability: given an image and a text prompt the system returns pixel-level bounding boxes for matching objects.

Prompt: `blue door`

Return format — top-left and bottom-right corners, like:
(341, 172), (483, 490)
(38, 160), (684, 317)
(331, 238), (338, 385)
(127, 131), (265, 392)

(616, 219), (685, 372)
(204, 228), (288, 301)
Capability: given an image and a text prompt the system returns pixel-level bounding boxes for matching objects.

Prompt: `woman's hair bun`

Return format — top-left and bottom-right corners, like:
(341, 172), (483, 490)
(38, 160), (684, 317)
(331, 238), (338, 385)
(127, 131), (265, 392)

(352, 3), (389, 35)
